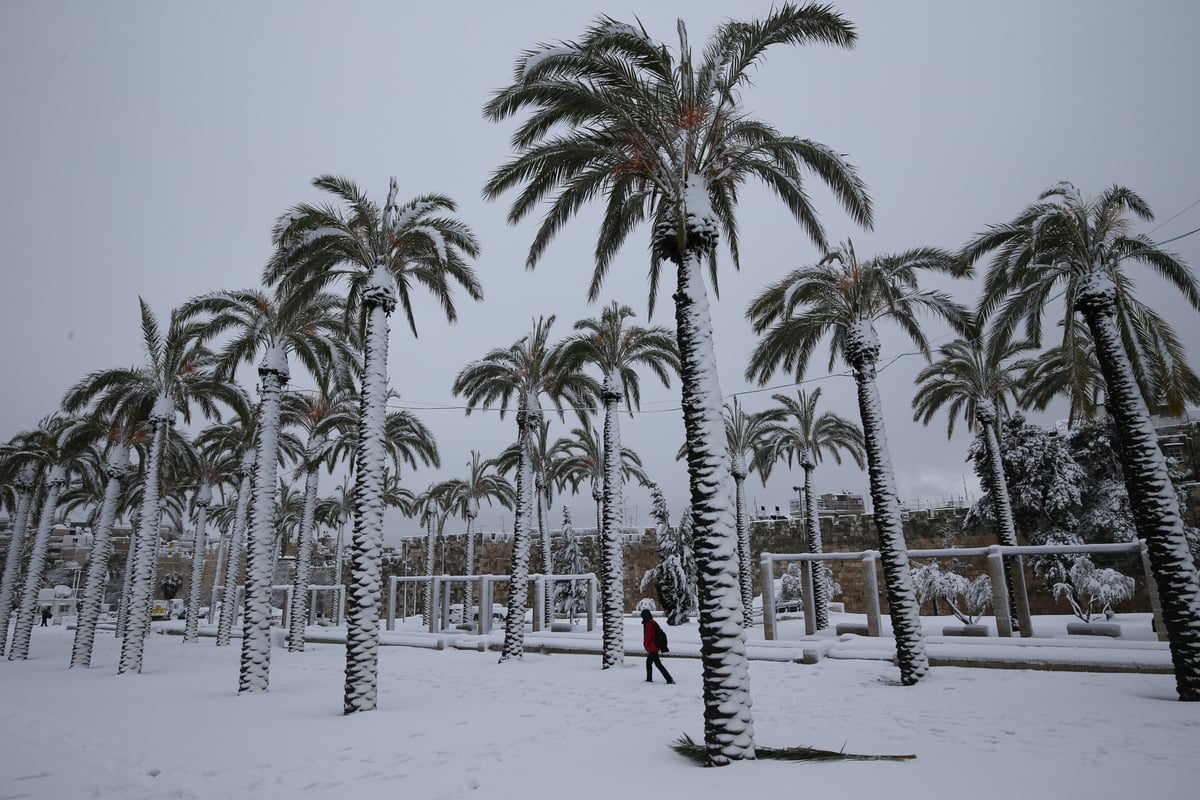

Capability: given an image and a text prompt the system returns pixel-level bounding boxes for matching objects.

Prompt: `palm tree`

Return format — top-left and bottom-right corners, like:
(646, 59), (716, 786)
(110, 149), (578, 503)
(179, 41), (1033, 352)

(559, 301), (677, 666)
(412, 481), (457, 627)
(445, 452), (514, 620)
(483, 4), (872, 765)
(759, 387), (864, 630)
(179, 285), (352, 694)
(452, 317), (595, 661)
(721, 399), (775, 628)
(70, 422), (147, 666)
(912, 326), (1032, 629)
(182, 428), (240, 644)
(63, 298), (241, 674)
(554, 421), (650, 535)
(283, 389), (357, 652)
(746, 240), (969, 686)
(7, 413), (98, 660)
(0, 458), (39, 655)
(963, 182), (1200, 699)
(268, 175), (480, 714)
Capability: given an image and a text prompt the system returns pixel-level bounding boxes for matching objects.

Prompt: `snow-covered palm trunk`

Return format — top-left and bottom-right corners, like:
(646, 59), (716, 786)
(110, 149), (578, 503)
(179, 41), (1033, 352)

(0, 465), (36, 655)
(115, 532), (135, 641)
(599, 375), (625, 668)
(344, 263), (395, 714)
(730, 460), (753, 628)
(288, 448), (323, 653)
(537, 473), (554, 628)
(119, 399), (173, 675)
(217, 453), (254, 646)
(8, 466), (67, 661)
(975, 401), (1024, 626)
(1077, 275), (1200, 700)
(499, 399), (539, 662)
(71, 445), (130, 666)
(422, 512), (436, 628)
(463, 500), (478, 617)
(592, 480), (603, 535)
(802, 460), (830, 631)
(847, 321), (928, 686)
(182, 481), (212, 644)
(672, 241), (755, 765)
(240, 353), (287, 694)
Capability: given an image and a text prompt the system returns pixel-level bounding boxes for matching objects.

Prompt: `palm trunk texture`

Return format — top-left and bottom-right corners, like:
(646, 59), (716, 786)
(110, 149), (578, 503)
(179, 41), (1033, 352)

(9, 467), (67, 660)
(344, 268), (394, 714)
(288, 461), (321, 652)
(0, 471), (36, 656)
(850, 347), (929, 686)
(1079, 280), (1200, 700)
(183, 488), (210, 644)
(217, 456), (254, 646)
(674, 248), (755, 765)
(72, 447), (130, 666)
(803, 463), (830, 631)
(600, 384), (625, 668)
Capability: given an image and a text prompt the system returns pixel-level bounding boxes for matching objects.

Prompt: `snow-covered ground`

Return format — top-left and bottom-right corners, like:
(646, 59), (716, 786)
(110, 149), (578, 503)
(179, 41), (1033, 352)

(2, 614), (1197, 800)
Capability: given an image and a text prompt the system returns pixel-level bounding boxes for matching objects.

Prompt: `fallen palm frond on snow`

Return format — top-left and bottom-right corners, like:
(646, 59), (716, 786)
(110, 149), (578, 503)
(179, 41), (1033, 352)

(670, 733), (916, 764)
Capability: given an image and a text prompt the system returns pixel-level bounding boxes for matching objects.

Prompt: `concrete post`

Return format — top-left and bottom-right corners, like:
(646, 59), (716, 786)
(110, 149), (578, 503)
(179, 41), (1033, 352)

(801, 560), (816, 636)
(760, 554), (777, 641)
(863, 552), (882, 637)
(585, 577), (596, 632)
(986, 545), (1013, 637)
(1140, 542), (1169, 642)
(532, 576), (545, 631)
(387, 577), (397, 632)
(1009, 554), (1034, 637)
(428, 577), (440, 633)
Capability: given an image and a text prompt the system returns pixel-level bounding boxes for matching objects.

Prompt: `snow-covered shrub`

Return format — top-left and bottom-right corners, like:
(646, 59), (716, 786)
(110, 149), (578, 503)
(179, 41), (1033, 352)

(640, 489), (696, 625)
(552, 507), (590, 622)
(161, 571), (184, 601)
(1052, 557), (1135, 622)
(777, 563), (840, 608)
(911, 561), (991, 624)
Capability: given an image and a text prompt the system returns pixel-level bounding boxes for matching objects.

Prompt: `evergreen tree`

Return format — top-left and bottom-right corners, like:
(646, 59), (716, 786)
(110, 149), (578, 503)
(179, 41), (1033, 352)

(551, 507), (589, 623)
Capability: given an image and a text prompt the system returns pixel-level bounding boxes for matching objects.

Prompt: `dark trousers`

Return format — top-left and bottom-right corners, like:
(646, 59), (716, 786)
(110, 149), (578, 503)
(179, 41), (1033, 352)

(645, 651), (673, 682)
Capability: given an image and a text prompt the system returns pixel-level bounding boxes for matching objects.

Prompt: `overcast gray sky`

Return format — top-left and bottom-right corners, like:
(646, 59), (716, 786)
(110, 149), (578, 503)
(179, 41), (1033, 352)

(2, 0), (1198, 543)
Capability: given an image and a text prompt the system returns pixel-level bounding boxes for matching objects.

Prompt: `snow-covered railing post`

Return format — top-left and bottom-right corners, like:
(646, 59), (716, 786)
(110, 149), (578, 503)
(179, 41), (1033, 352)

(801, 560), (816, 636)
(1009, 554), (1033, 638)
(862, 551), (882, 637)
(1139, 542), (1169, 643)
(986, 545), (1013, 637)
(761, 554), (777, 641)
(479, 576), (494, 635)
(532, 575), (545, 631)
(585, 574), (596, 632)
(386, 577), (397, 632)
(439, 577), (452, 632)
(428, 577), (441, 633)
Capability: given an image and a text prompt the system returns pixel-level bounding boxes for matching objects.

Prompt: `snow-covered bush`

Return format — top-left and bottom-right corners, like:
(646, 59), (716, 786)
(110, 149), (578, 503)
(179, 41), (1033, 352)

(778, 563), (840, 609)
(911, 561), (991, 624)
(639, 488), (696, 625)
(1052, 557), (1135, 622)
(161, 571), (184, 601)
(551, 507), (590, 622)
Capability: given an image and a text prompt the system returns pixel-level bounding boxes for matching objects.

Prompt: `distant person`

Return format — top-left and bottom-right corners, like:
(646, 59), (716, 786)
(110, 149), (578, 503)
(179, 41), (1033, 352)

(640, 608), (674, 684)
(40, 606), (52, 627)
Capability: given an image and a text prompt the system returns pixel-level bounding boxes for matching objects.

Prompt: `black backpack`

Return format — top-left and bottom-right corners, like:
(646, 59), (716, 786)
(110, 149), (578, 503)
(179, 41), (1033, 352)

(653, 622), (669, 653)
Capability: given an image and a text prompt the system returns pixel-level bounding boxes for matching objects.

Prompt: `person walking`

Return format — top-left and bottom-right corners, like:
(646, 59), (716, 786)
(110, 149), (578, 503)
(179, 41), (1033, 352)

(40, 606), (52, 627)
(641, 608), (674, 684)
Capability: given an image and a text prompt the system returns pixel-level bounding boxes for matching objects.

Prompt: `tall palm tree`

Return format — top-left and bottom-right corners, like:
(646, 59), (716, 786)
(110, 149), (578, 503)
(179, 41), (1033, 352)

(268, 175), (480, 714)
(452, 317), (595, 661)
(71, 422), (147, 666)
(759, 387), (864, 630)
(179, 285), (352, 694)
(483, 4), (871, 765)
(746, 240), (969, 686)
(63, 298), (241, 674)
(412, 481), (457, 627)
(912, 326), (1032, 628)
(283, 389), (357, 652)
(0, 457), (39, 654)
(182, 428), (239, 644)
(445, 452), (514, 619)
(7, 413), (98, 660)
(560, 301), (677, 666)
(721, 398), (774, 628)
(963, 182), (1200, 699)
(555, 421), (650, 535)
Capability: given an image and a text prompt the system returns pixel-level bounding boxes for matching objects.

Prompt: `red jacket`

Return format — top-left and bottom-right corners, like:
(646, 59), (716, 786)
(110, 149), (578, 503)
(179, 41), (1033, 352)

(643, 619), (662, 653)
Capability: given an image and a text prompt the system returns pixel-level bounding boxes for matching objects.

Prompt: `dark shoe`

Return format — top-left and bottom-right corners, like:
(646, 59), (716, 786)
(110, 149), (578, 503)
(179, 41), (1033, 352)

(666, 679), (674, 684)
(645, 679), (653, 683)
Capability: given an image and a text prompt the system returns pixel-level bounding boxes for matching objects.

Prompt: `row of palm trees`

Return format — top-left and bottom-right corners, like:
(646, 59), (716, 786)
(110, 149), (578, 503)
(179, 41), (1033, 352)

(3, 2), (1199, 769)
